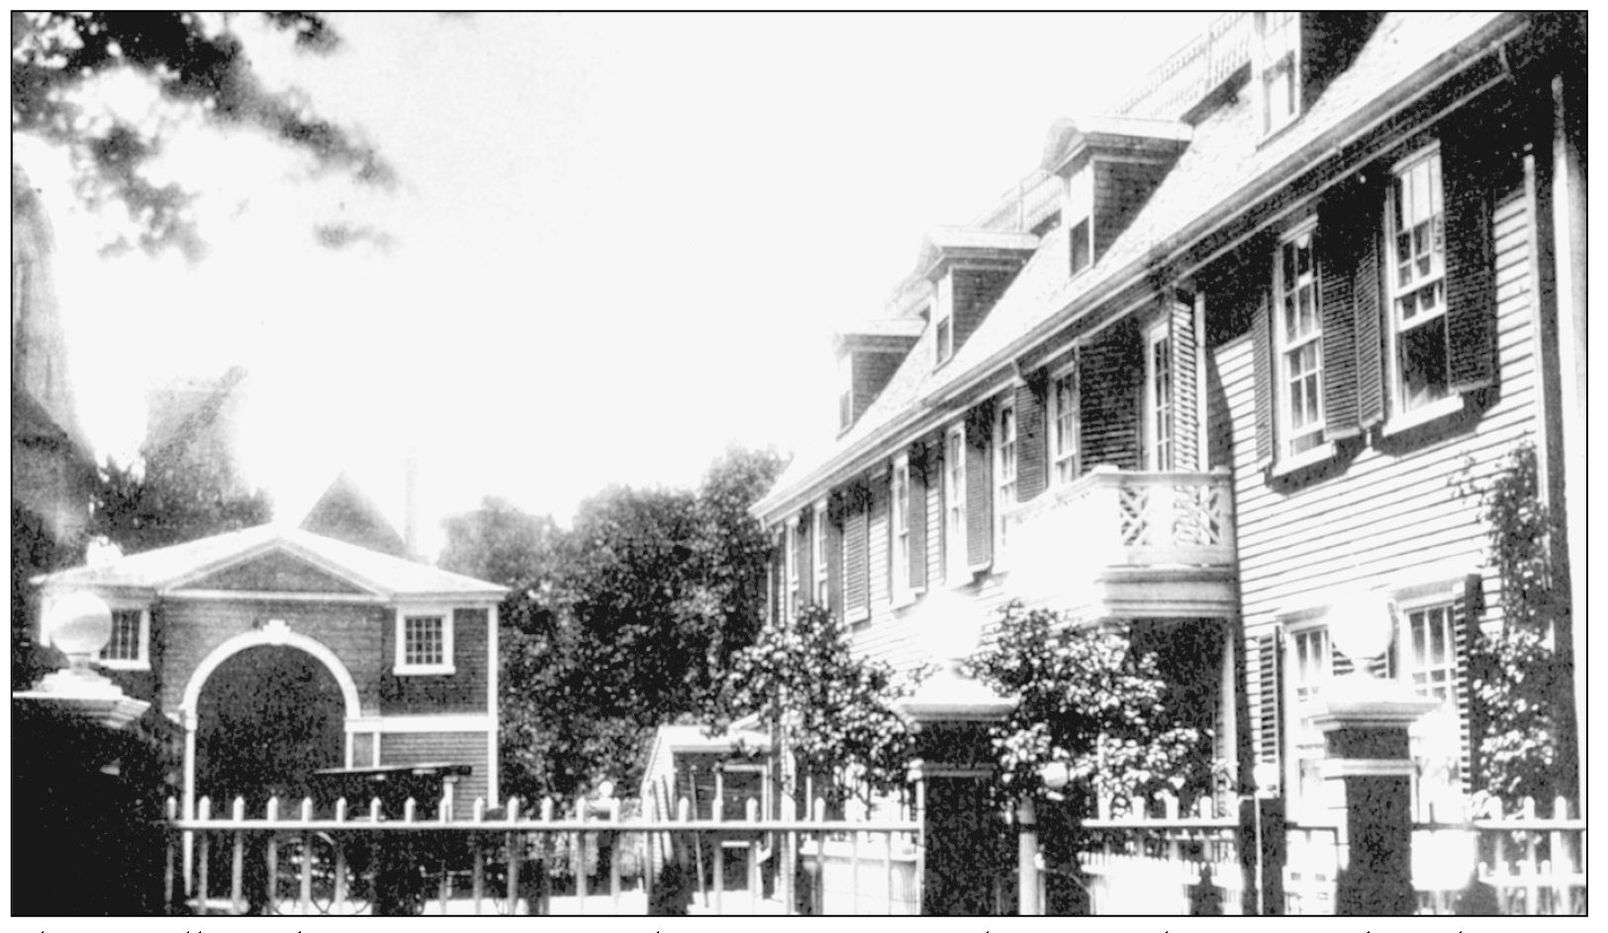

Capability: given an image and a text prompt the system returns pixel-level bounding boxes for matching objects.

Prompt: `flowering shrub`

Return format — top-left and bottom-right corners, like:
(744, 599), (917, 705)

(707, 604), (925, 803)
(965, 602), (1214, 810)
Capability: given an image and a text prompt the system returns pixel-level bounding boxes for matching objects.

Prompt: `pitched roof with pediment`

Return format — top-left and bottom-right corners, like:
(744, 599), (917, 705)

(34, 523), (506, 602)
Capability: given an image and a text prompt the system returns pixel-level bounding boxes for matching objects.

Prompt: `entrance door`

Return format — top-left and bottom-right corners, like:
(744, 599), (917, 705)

(195, 645), (346, 805)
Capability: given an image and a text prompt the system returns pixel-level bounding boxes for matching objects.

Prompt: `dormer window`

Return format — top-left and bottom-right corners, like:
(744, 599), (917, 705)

(934, 275), (956, 367)
(1069, 219), (1092, 276)
(837, 354), (853, 431)
(1256, 12), (1301, 135)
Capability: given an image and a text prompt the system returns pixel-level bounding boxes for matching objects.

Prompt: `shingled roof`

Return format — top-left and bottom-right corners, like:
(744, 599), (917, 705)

(757, 12), (1517, 520)
(34, 523), (507, 600)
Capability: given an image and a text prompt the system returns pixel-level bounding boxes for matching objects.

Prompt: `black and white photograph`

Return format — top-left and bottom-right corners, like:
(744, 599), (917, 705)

(10, 10), (1587, 918)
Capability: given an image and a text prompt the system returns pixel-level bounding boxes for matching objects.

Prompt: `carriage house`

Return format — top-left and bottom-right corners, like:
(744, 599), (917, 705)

(753, 9), (1583, 829)
(33, 524), (508, 814)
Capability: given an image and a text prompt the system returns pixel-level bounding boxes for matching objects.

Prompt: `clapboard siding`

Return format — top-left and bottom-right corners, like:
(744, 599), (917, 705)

(379, 730), (490, 808)
(1221, 182), (1536, 791)
(379, 607), (490, 715)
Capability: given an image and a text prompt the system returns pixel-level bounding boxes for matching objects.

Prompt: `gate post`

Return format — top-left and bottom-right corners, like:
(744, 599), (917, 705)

(1310, 592), (1437, 916)
(1017, 798), (1040, 916)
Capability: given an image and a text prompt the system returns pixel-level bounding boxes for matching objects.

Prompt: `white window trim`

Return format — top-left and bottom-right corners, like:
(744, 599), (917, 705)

(934, 274), (955, 367)
(394, 606), (456, 676)
(994, 401), (1017, 566)
(890, 455), (916, 606)
(1279, 612), (1332, 820)
(944, 424), (968, 584)
(1144, 317), (1174, 471)
(812, 501), (829, 608)
(1383, 141), (1452, 427)
(1049, 361), (1080, 485)
(1273, 219), (1326, 461)
(97, 605), (152, 671)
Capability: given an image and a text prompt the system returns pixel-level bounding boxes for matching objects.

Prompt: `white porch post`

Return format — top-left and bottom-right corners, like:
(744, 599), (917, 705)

(182, 708), (198, 894)
(1220, 619), (1238, 795)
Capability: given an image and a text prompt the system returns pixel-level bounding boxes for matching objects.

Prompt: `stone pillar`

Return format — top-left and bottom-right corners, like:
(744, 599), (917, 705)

(1309, 681), (1436, 916)
(1017, 798), (1040, 915)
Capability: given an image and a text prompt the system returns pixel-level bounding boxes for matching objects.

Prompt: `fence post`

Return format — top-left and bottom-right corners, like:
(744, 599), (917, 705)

(230, 797), (246, 914)
(1017, 798), (1041, 916)
(164, 797), (177, 914)
(196, 797), (212, 916)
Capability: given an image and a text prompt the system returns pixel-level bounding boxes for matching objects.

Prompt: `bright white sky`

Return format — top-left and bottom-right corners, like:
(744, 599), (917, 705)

(19, 12), (1216, 555)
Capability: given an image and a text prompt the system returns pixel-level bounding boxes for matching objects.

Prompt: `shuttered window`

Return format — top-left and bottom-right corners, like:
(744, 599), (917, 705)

(1285, 625), (1330, 819)
(944, 427), (966, 581)
(1275, 223), (1325, 456)
(1387, 145), (1450, 414)
(995, 403), (1016, 553)
(1051, 367), (1080, 483)
(965, 407), (994, 571)
(908, 446), (928, 591)
(1013, 379), (1047, 502)
(812, 502), (829, 607)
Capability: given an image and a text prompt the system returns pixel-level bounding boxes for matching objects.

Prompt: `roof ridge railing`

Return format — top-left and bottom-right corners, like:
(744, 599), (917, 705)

(1114, 11), (1252, 121)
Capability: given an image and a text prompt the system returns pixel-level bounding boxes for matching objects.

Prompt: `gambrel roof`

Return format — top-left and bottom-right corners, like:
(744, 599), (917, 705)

(34, 523), (507, 601)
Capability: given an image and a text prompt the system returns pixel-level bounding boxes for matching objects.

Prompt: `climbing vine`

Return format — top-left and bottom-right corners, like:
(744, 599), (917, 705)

(1465, 443), (1574, 803)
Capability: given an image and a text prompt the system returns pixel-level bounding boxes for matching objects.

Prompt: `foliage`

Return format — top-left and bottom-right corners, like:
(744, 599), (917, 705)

(11, 11), (391, 256)
(965, 602), (1214, 811)
(11, 500), (82, 688)
(438, 447), (787, 801)
(707, 604), (925, 804)
(1465, 443), (1573, 802)
(91, 452), (272, 556)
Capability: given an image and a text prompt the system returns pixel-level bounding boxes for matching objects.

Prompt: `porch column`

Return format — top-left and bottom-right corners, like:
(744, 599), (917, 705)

(182, 708), (198, 894)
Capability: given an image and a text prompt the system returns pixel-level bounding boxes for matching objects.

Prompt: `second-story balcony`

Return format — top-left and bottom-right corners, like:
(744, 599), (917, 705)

(1003, 466), (1237, 622)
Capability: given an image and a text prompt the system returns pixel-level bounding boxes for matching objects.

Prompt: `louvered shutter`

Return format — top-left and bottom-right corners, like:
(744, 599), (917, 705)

(1442, 128), (1500, 393)
(1014, 379), (1047, 501)
(1453, 580), (1479, 795)
(770, 529), (786, 626)
(843, 488), (869, 620)
(826, 495), (844, 624)
(1317, 184), (1368, 439)
(908, 445), (928, 590)
(796, 511), (813, 609)
(1253, 631), (1284, 782)
(1353, 174), (1388, 431)
(1171, 300), (1200, 469)
(1251, 289), (1275, 466)
(1079, 320), (1142, 470)
(965, 403), (994, 571)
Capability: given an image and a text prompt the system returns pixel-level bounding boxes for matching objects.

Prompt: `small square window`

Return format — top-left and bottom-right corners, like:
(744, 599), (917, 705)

(97, 608), (150, 670)
(395, 609), (456, 675)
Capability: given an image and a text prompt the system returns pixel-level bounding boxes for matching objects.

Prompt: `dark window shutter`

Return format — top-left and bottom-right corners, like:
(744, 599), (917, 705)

(1331, 648), (1355, 678)
(1354, 178), (1386, 429)
(1014, 379), (1047, 501)
(1078, 319), (1142, 470)
(770, 530), (786, 625)
(1251, 288), (1275, 466)
(908, 445), (928, 590)
(796, 511), (813, 608)
(1171, 300), (1200, 469)
(1254, 631), (1283, 776)
(965, 404), (993, 571)
(1442, 130), (1499, 393)
(1456, 580), (1480, 791)
(1318, 190), (1365, 439)
(843, 488), (869, 619)
(826, 495), (844, 623)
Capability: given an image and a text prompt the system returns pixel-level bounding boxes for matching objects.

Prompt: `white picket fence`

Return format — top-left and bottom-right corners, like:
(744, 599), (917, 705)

(1075, 793), (1245, 916)
(164, 792), (920, 916)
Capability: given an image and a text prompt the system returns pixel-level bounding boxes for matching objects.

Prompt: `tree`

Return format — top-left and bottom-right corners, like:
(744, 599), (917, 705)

(91, 453), (271, 556)
(11, 11), (391, 256)
(1465, 443), (1575, 804)
(440, 447), (787, 801)
(706, 604), (924, 806)
(966, 602), (1215, 809)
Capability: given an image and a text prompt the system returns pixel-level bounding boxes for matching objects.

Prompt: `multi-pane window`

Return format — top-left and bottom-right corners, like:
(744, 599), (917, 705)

(1403, 604), (1457, 705)
(99, 609), (147, 666)
(403, 615), (446, 668)
(944, 427), (966, 580)
(891, 461), (910, 593)
(837, 354), (853, 431)
(1387, 147), (1449, 414)
(812, 504), (829, 607)
(1276, 225), (1325, 455)
(1257, 12), (1300, 134)
(1146, 322), (1175, 470)
(1287, 626), (1331, 819)
(996, 405), (1016, 551)
(1051, 369), (1080, 484)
